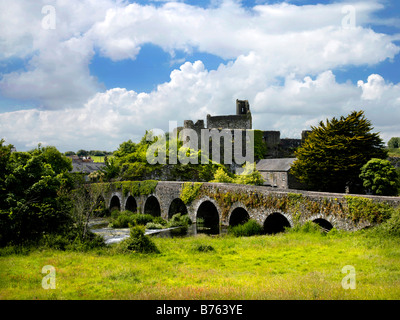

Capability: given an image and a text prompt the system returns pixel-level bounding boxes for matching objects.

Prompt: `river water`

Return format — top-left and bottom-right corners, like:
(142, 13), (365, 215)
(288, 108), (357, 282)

(89, 218), (227, 245)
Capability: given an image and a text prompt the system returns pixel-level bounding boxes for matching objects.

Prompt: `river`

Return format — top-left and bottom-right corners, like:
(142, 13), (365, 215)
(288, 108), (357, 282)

(89, 218), (227, 244)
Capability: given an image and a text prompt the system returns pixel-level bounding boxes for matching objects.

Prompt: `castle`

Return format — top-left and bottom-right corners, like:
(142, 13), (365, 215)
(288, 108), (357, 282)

(181, 99), (310, 159)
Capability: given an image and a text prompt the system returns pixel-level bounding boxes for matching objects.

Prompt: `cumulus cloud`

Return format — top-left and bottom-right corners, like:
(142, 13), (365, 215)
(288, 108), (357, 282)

(1, 59), (400, 151)
(358, 74), (387, 100)
(87, 1), (398, 72)
(0, 0), (400, 150)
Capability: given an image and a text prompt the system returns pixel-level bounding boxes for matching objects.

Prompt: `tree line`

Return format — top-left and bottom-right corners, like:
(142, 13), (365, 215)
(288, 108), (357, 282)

(65, 150), (114, 157)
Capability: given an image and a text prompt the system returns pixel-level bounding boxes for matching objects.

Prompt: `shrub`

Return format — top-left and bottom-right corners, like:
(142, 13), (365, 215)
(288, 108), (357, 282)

(379, 207), (400, 237)
(167, 213), (192, 228)
(193, 244), (215, 252)
(145, 222), (164, 229)
(109, 214), (134, 228)
(210, 163), (264, 186)
(39, 229), (105, 251)
(229, 219), (263, 237)
(133, 213), (156, 225)
(110, 209), (122, 220)
(288, 221), (325, 234)
(153, 216), (168, 226)
(210, 167), (234, 183)
(326, 227), (343, 238)
(109, 210), (136, 228)
(118, 225), (160, 254)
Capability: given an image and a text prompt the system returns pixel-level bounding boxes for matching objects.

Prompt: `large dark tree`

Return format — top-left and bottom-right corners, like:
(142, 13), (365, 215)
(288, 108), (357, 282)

(0, 141), (74, 245)
(291, 111), (387, 193)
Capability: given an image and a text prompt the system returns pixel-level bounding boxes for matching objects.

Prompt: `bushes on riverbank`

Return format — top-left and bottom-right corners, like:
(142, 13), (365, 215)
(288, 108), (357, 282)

(108, 210), (192, 230)
(114, 225), (160, 254)
(229, 219), (263, 237)
(109, 210), (155, 228)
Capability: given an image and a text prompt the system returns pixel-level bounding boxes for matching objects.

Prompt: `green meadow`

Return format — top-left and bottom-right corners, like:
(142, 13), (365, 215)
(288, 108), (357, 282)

(91, 156), (106, 163)
(1, 228), (400, 300)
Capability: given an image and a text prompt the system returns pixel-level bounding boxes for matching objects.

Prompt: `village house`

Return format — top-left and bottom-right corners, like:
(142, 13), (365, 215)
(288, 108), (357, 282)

(256, 158), (305, 189)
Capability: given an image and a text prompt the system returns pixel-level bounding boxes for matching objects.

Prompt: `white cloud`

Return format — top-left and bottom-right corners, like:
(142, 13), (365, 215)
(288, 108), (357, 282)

(1, 58), (400, 151)
(87, 1), (399, 71)
(358, 74), (387, 100)
(0, 37), (100, 109)
(0, 0), (400, 150)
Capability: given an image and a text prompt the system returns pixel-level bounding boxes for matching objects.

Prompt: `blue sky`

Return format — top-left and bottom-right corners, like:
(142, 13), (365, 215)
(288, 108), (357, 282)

(0, 0), (399, 152)
(89, 43), (228, 93)
(88, 0), (400, 92)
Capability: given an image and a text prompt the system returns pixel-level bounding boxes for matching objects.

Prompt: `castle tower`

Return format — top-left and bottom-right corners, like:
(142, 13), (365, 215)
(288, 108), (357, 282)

(236, 99), (250, 115)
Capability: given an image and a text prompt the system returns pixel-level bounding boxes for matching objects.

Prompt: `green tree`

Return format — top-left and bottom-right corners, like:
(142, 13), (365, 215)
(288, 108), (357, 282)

(211, 167), (234, 183)
(360, 158), (399, 196)
(0, 142), (74, 246)
(31, 145), (73, 174)
(0, 139), (14, 209)
(211, 162), (264, 186)
(388, 137), (400, 149)
(77, 149), (88, 157)
(235, 162), (265, 185)
(291, 110), (387, 193)
(114, 132), (222, 182)
(99, 157), (120, 181)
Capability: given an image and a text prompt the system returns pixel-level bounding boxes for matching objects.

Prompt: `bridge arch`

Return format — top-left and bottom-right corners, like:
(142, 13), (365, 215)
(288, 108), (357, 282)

(312, 218), (333, 231)
(144, 195), (161, 217)
(125, 195), (137, 213)
(228, 203), (250, 226)
(263, 212), (292, 234)
(195, 198), (220, 234)
(109, 194), (121, 212)
(307, 214), (335, 231)
(168, 198), (188, 219)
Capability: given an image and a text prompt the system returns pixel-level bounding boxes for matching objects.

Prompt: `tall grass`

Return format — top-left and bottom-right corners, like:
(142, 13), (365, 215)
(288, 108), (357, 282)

(1, 226), (400, 299)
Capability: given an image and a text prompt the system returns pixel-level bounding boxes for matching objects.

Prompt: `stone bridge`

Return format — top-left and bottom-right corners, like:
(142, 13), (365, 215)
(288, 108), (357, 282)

(93, 181), (400, 233)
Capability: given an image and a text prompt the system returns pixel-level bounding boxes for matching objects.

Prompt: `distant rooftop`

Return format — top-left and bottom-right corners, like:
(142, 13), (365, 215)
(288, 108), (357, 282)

(256, 158), (296, 172)
(71, 162), (105, 174)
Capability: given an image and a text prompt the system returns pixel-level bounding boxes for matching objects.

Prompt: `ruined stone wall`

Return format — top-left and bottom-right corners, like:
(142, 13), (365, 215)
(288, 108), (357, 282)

(207, 114), (252, 130)
(261, 131), (303, 158)
(262, 131), (280, 146)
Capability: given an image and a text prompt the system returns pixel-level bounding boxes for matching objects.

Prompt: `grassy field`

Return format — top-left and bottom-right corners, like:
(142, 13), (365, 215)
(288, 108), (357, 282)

(1, 229), (400, 300)
(91, 156), (106, 163)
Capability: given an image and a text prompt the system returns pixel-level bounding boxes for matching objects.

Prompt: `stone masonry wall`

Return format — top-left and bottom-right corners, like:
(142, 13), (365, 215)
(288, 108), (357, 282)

(101, 181), (400, 231)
